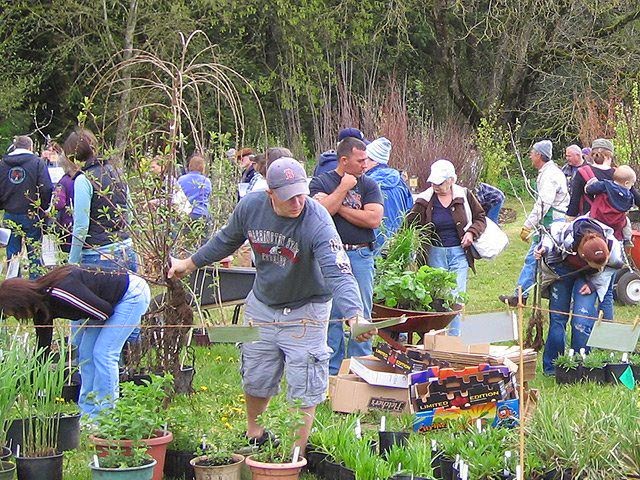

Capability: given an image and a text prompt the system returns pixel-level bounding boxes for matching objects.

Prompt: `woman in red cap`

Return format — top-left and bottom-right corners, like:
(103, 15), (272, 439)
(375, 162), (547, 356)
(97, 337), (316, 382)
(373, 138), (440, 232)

(534, 216), (623, 375)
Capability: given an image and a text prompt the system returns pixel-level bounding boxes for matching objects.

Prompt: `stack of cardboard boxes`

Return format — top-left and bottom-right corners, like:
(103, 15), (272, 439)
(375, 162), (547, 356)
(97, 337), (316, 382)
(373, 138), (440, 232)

(328, 332), (533, 431)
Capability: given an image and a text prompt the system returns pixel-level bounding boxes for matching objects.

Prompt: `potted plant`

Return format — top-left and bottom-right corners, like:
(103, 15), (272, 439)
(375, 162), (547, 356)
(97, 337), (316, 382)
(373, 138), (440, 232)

(189, 429), (244, 480)
(582, 350), (607, 383)
(386, 437), (434, 480)
(13, 344), (67, 480)
(89, 374), (174, 480)
(244, 403), (306, 480)
(0, 340), (25, 479)
(163, 408), (201, 480)
(89, 444), (157, 480)
(371, 225), (465, 342)
(553, 354), (580, 384)
(604, 351), (633, 384)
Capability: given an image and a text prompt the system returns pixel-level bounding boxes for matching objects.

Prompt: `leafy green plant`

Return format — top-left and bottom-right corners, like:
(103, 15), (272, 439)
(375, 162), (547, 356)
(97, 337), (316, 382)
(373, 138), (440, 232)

(374, 264), (465, 311)
(629, 353), (640, 366)
(582, 350), (607, 369)
(253, 401), (304, 463)
(386, 435), (434, 477)
(96, 444), (153, 469)
(553, 354), (579, 370)
(94, 373), (173, 441)
(0, 334), (27, 448)
(14, 340), (67, 457)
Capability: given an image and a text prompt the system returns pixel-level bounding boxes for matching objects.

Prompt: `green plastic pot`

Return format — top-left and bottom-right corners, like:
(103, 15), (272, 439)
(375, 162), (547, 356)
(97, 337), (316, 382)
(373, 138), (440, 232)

(89, 459), (156, 480)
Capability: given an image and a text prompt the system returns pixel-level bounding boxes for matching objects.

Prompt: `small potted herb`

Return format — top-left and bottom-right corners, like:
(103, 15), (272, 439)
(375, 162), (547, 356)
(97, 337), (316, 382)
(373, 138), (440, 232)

(89, 444), (157, 479)
(604, 351), (632, 384)
(90, 374), (174, 480)
(244, 403), (306, 480)
(189, 429), (244, 480)
(553, 354), (580, 384)
(582, 350), (607, 383)
(386, 436), (434, 480)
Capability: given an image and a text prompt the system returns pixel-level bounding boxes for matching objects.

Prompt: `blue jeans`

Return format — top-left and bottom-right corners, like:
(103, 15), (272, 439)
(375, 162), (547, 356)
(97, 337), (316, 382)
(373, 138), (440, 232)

(513, 241), (537, 299)
(78, 274), (150, 417)
(599, 275), (615, 321)
(427, 245), (468, 335)
(80, 240), (140, 344)
(485, 199), (504, 224)
(4, 212), (43, 279)
(328, 247), (375, 375)
(542, 264), (598, 374)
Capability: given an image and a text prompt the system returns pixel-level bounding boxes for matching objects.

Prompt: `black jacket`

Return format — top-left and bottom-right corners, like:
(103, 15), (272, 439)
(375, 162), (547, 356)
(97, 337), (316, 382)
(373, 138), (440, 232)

(83, 158), (130, 246)
(0, 152), (53, 215)
(46, 267), (130, 321)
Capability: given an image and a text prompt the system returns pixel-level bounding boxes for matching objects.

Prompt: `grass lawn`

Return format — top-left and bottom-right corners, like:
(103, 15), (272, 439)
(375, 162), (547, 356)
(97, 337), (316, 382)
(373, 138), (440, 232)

(59, 198), (638, 478)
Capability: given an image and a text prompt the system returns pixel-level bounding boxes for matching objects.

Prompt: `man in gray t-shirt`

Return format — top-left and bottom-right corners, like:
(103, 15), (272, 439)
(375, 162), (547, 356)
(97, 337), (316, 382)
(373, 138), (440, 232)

(169, 157), (375, 453)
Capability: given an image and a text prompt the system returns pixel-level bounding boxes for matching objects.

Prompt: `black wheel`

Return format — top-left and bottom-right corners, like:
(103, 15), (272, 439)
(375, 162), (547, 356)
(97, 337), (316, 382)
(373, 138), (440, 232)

(616, 271), (640, 305)
(613, 267), (632, 301)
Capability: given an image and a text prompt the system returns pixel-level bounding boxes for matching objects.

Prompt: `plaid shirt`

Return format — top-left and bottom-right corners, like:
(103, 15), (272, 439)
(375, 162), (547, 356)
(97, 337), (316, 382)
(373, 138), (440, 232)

(474, 182), (505, 211)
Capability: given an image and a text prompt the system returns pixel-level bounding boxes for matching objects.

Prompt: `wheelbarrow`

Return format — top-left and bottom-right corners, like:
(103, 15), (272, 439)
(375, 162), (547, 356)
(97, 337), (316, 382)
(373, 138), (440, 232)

(371, 302), (463, 351)
(614, 230), (640, 305)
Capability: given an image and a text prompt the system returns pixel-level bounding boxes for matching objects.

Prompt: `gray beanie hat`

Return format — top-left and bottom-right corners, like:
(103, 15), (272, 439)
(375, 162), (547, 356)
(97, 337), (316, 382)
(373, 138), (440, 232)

(591, 138), (614, 153)
(532, 140), (553, 161)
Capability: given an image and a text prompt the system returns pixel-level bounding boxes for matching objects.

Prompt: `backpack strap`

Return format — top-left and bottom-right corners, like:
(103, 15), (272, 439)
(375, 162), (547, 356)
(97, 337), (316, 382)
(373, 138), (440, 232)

(577, 165), (595, 182)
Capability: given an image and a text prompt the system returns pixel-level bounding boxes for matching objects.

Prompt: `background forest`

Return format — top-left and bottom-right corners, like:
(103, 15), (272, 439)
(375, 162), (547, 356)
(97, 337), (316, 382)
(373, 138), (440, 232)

(2, 0), (640, 190)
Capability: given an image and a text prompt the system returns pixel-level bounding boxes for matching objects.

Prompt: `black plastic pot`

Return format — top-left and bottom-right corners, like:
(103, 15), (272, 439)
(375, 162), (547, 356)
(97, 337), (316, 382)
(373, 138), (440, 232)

(304, 450), (327, 474)
(632, 365), (640, 384)
(391, 476), (432, 480)
(322, 459), (341, 479)
(542, 468), (573, 480)
(6, 414), (80, 455)
(583, 366), (606, 383)
(555, 367), (578, 385)
(174, 365), (195, 395)
(440, 456), (455, 480)
(163, 449), (195, 480)
(543, 468), (574, 479)
(605, 363), (632, 384)
(61, 381), (81, 403)
(379, 431), (410, 457)
(192, 329), (211, 347)
(56, 414), (80, 452)
(0, 447), (10, 461)
(339, 464), (356, 480)
(16, 452), (63, 480)
(431, 449), (443, 479)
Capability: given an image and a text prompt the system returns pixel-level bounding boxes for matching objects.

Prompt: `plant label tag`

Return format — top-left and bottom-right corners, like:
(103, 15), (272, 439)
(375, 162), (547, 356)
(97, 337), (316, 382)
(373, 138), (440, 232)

(586, 322), (640, 352)
(206, 326), (261, 343)
(6, 256), (20, 279)
(459, 311), (516, 344)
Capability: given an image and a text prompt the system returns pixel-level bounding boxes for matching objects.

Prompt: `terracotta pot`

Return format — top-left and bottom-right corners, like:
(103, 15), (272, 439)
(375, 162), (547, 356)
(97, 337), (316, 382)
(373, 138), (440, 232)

(190, 454), (244, 480)
(89, 430), (173, 480)
(245, 455), (306, 480)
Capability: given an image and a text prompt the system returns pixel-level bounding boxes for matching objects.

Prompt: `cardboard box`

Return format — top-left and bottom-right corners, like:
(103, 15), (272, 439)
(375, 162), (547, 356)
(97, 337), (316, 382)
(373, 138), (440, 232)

(373, 342), (438, 374)
(424, 331), (490, 354)
(410, 365), (514, 413)
(328, 374), (410, 414)
(412, 397), (520, 432)
(349, 356), (438, 389)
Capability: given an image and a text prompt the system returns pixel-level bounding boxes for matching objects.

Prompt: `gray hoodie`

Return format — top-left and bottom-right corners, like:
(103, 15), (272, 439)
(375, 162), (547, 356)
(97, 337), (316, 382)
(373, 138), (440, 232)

(192, 192), (363, 316)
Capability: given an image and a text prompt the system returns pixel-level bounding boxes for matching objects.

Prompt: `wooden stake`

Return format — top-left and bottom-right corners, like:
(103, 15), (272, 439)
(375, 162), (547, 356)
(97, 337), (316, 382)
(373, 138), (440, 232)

(517, 286), (525, 479)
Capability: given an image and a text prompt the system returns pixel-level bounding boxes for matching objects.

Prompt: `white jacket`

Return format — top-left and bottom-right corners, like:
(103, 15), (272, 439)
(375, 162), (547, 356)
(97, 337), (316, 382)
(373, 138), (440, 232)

(524, 161), (569, 229)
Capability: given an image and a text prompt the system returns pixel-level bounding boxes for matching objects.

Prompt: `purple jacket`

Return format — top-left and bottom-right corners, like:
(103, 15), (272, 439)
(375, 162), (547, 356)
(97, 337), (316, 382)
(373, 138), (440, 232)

(53, 173), (76, 252)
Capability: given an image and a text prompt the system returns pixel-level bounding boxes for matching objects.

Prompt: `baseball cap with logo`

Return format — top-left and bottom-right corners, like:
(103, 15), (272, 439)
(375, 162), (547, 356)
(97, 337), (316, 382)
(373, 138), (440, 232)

(338, 127), (370, 145)
(266, 157), (310, 200)
(577, 233), (610, 270)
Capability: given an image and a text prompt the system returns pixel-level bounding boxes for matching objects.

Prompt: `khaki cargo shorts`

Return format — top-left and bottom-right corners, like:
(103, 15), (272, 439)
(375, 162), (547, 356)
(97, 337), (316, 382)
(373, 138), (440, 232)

(240, 291), (332, 408)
